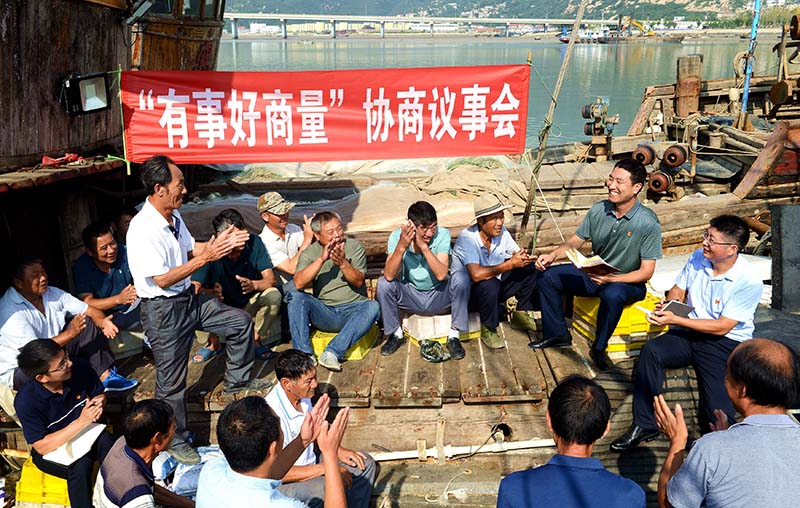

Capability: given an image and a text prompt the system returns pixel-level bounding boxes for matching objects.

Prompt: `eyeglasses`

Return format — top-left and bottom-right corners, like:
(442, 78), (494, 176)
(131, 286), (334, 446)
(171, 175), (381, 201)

(48, 353), (70, 373)
(702, 229), (737, 247)
(415, 223), (438, 234)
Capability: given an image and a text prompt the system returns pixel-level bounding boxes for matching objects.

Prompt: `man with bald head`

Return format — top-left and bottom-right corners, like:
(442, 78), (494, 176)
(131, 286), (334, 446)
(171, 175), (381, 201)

(655, 338), (800, 508)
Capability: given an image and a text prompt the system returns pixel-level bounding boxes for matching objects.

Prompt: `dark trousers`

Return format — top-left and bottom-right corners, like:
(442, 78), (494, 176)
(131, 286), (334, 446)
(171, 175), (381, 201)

(13, 319), (115, 391)
(31, 429), (115, 508)
(633, 328), (739, 430)
(470, 264), (539, 329)
(537, 263), (646, 350)
(140, 290), (255, 441)
(110, 305), (142, 331)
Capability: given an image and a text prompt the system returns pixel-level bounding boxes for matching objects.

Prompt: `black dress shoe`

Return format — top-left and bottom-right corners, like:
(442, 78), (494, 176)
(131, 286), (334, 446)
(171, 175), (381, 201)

(447, 337), (465, 360)
(381, 334), (405, 356)
(528, 335), (572, 350)
(590, 348), (613, 371)
(609, 425), (661, 452)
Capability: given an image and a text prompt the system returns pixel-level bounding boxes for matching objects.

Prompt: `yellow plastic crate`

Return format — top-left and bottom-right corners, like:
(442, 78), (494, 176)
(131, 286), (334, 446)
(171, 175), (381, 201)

(16, 457), (70, 508)
(402, 313), (481, 345)
(573, 293), (668, 337)
(572, 317), (648, 353)
(311, 324), (378, 360)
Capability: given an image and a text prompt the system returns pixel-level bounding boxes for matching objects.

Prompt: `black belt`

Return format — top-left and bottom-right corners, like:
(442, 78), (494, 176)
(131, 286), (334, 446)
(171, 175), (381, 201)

(142, 287), (193, 301)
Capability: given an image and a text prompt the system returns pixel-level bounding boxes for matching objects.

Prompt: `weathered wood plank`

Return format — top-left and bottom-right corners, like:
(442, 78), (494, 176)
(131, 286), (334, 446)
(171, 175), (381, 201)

(372, 339), (413, 407)
(459, 340), (490, 401)
(504, 326), (547, 399)
(733, 121), (788, 197)
(480, 325), (527, 399)
(314, 351), (377, 408)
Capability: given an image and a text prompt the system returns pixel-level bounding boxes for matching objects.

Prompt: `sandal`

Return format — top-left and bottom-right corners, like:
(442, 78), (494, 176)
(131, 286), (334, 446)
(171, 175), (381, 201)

(255, 344), (277, 361)
(191, 346), (220, 364)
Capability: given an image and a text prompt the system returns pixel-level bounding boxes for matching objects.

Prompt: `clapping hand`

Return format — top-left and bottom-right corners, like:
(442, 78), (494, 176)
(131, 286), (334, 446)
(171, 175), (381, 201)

(300, 394), (331, 448)
(654, 395), (688, 449)
(329, 238), (346, 266)
(709, 409), (730, 432)
(317, 406), (350, 457)
(116, 284), (137, 306)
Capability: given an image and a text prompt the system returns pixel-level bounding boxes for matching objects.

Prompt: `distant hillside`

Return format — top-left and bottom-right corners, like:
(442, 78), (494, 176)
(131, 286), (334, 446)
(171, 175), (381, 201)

(225, 0), (755, 22)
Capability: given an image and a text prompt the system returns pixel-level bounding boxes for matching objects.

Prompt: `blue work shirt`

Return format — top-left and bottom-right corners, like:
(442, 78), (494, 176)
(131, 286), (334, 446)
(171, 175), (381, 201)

(14, 358), (104, 445)
(386, 226), (451, 291)
(667, 414), (800, 508)
(192, 235), (273, 309)
(497, 454), (645, 508)
(452, 224), (520, 279)
(674, 248), (763, 342)
(196, 455), (307, 508)
(72, 245), (134, 314)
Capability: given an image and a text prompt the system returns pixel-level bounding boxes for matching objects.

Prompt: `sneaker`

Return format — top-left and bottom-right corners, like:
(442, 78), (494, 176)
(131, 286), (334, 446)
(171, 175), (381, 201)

(446, 337), (465, 360)
(307, 352), (318, 366)
(168, 441), (201, 465)
(102, 368), (138, 392)
(480, 325), (505, 349)
(419, 340), (451, 363)
(319, 351), (342, 372)
(222, 378), (274, 395)
(381, 334), (406, 356)
(510, 310), (538, 334)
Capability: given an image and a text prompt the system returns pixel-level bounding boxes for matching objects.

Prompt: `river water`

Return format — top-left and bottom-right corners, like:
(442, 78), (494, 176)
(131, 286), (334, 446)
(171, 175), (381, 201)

(217, 37), (779, 146)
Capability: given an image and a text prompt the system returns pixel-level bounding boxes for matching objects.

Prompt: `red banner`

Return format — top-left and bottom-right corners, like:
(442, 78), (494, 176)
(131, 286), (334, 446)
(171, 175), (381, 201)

(121, 65), (530, 163)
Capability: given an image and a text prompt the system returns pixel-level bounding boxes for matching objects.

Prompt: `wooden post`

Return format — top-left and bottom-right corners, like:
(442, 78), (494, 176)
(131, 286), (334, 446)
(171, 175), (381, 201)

(676, 55), (702, 117)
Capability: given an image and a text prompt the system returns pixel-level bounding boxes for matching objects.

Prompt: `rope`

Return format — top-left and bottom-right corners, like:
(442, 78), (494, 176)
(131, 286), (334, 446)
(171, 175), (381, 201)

(519, 0), (591, 243)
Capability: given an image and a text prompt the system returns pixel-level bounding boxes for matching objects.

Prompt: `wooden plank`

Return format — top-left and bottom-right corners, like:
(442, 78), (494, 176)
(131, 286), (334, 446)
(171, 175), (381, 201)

(372, 338), (414, 407)
(504, 326), (547, 399)
(313, 352), (376, 408)
(402, 342), (444, 406)
(206, 354), (280, 411)
(372, 339), (445, 408)
(440, 354), (462, 402)
(733, 121), (788, 197)
(540, 338), (592, 383)
(458, 339), (490, 401)
(555, 160), (617, 189)
(533, 350), (557, 395)
(479, 325), (526, 399)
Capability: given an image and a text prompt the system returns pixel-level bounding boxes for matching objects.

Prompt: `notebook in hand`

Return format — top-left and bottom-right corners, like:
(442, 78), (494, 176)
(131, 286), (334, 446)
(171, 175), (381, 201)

(42, 422), (106, 466)
(565, 248), (619, 276)
(636, 300), (694, 319)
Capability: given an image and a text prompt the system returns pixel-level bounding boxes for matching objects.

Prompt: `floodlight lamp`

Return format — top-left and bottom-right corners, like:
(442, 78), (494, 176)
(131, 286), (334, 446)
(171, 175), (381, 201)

(60, 73), (112, 117)
(125, 0), (155, 26)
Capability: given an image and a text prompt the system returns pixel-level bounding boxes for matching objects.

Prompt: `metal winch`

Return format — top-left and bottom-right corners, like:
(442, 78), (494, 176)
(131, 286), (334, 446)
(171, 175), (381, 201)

(581, 97), (619, 161)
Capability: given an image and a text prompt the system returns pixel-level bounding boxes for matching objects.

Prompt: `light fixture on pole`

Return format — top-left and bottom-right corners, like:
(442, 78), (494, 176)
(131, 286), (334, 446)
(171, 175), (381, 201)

(60, 72), (112, 117)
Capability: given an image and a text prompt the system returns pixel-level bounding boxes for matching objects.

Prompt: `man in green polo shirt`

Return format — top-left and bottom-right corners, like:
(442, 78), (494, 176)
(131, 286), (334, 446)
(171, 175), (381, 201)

(287, 211), (381, 372)
(532, 158), (662, 370)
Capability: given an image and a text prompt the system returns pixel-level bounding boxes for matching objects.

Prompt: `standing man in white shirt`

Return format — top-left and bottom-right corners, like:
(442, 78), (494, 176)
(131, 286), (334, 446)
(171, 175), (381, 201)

(127, 155), (272, 465)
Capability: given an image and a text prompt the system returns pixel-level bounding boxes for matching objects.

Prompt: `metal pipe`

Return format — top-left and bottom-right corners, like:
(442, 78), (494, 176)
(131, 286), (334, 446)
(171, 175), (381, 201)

(371, 438), (555, 462)
(741, 0), (764, 115)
